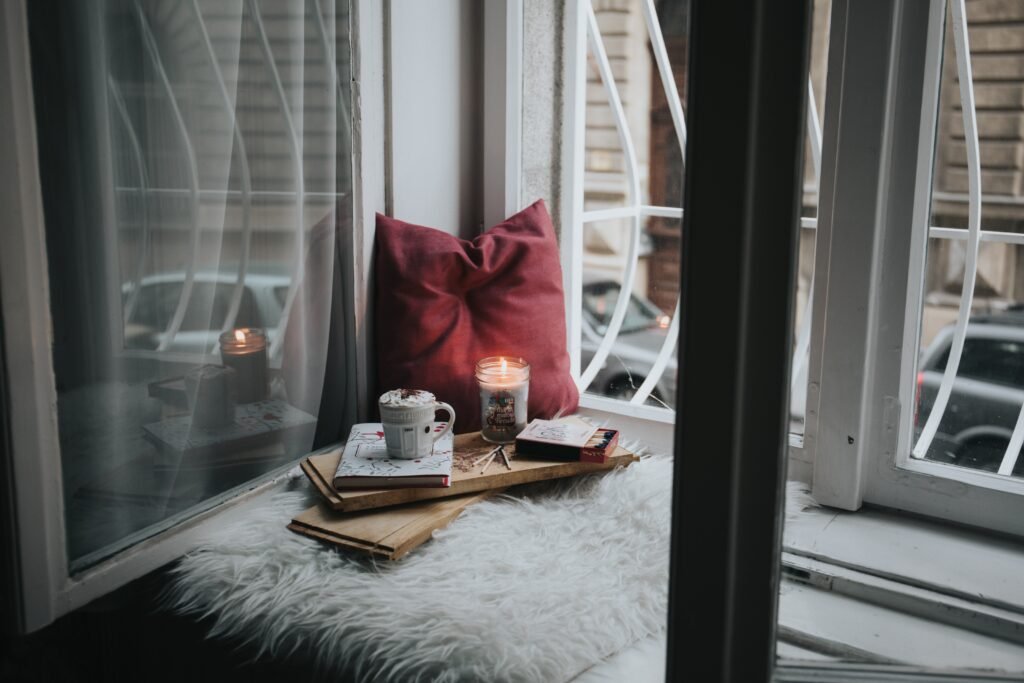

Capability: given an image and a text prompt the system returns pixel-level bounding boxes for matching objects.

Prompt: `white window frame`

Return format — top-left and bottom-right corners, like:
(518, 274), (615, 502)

(561, 0), (823, 434)
(561, 0), (684, 426)
(0, 0), (387, 632)
(805, 0), (1024, 537)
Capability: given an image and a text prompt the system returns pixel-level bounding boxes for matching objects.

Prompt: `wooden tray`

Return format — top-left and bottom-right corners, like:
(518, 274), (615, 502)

(300, 429), (638, 512)
(288, 489), (501, 560)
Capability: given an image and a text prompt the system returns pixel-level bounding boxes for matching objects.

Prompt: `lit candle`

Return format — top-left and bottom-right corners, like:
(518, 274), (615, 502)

(475, 356), (530, 443)
(219, 328), (268, 404)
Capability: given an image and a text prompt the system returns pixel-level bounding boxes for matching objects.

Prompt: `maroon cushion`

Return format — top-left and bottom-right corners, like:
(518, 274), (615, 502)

(375, 199), (579, 433)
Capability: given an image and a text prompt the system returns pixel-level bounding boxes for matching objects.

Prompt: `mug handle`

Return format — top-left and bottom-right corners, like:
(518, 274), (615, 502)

(432, 402), (456, 444)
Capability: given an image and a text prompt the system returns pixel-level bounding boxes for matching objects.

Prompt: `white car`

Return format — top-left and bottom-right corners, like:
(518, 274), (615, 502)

(579, 275), (677, 408)
(122, 271), (290, 353)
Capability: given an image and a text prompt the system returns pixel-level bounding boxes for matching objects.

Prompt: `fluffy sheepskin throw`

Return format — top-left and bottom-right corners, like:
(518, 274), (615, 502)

(165, 446), (814, 682)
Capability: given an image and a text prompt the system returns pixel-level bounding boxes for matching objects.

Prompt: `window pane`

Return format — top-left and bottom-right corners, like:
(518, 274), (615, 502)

(576, 0), (825, 429)
(28, 0), (352, 571)
(911, 0), (1024, 482)
(578, 0), (686, 411)
(780, 2), (1024, 675)
(788, 0), (830, 437)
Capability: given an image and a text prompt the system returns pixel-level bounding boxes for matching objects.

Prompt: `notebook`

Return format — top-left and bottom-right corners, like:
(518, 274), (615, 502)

(333, 422), (453, 489)
(142, 399), (316, 457)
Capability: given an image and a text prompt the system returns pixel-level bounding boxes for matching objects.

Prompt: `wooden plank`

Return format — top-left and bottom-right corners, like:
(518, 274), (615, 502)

(288, 490), (499, 560)
(300, 456), (343, 506)
(300, 430), (638, 512)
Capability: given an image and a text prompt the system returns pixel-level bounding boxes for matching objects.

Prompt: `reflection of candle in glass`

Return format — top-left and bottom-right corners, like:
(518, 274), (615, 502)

(475, 356), (530, 443)
(219, 327), (268, 404)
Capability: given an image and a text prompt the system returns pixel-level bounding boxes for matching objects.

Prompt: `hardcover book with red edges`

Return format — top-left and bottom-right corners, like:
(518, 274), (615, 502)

(332, 423), (453, 490)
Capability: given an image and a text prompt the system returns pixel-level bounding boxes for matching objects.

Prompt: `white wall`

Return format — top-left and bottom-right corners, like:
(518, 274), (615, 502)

(388, 0), (483, 237)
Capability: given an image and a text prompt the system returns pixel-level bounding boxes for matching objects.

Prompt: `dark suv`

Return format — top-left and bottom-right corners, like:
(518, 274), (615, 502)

(916, 311), (1024, 475)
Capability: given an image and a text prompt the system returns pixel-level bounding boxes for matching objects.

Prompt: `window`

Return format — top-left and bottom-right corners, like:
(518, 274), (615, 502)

(27, 0), (355, 573)
(0, 0), (391, 631)
(562, 0), (687, 419)
(564, 0), (827, 429)
(807, 0), (1024, 536)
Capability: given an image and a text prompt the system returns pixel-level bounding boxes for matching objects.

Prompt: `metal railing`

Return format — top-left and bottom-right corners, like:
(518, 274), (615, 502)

(576, 0), (822, 413)
(909, 0), (1024, 478)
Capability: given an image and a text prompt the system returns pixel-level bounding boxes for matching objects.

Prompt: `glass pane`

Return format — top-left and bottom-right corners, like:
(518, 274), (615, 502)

(578, 0), (825, 429)
(579, 0), (686, 410)
(28, 0), (352, 571)
(788, 0), (830, 436)
(779, 2), (1024, 676)
(911, 0), (1024, 482)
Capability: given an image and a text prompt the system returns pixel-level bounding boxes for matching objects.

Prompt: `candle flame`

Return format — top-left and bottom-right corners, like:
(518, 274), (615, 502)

(500, 358), (508, 373)
(234, 329), (246, 342)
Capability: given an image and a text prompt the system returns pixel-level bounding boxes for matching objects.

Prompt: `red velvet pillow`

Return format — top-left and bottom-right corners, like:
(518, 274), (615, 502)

(375, 200), (579, 433)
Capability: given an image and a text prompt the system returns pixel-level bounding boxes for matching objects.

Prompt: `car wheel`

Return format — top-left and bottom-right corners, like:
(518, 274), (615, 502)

(606, 375), (639, 401)
(605, 375), (664, 405)
(954, 437), (1011, 473)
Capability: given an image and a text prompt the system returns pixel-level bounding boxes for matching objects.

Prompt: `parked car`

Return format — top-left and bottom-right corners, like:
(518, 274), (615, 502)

(580, 274), (676, 408)
(916, 311), (1024, 475)
(122, 271), (290, 353)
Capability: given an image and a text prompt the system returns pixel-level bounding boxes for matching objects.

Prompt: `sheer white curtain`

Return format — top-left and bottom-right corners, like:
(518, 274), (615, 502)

(33, 0), (351, 569)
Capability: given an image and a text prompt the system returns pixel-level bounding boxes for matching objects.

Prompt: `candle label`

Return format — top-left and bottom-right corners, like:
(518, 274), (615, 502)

(485, 391), (518, 431)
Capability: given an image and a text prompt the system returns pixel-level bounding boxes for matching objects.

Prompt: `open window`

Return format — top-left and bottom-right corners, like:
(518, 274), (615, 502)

(0, 0), (381, 632)
(562, 0), (828, 445)
(807, 0), (1024, 538)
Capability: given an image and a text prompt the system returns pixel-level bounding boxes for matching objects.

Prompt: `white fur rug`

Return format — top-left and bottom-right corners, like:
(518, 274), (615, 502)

(165, 447), (814, 682)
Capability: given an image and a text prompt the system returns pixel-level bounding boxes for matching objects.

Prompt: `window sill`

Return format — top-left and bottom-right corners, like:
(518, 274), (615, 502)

(576, 399), (675, 455)
(60, 466), (298, 617)
(780, 502), (1024, 671)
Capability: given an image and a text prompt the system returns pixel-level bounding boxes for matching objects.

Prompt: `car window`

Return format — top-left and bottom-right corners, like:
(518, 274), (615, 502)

(933, 337), (1024, 389)
(582, 282), (660, 335)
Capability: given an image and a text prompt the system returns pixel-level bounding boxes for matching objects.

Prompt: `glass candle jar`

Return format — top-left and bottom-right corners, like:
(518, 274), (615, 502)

(475, 357), (530, 443)
(219, 328), (268, 404)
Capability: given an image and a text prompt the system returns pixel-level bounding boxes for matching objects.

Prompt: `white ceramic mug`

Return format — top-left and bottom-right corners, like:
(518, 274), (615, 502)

(378, 389), (456, 459)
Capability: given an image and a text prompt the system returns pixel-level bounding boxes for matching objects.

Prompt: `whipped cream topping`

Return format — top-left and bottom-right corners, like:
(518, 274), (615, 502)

(379, 388), (435, 407)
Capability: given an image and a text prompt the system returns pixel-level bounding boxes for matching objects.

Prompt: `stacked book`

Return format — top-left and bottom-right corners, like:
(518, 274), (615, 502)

(289, 417), (638, 561)
(332, 423), (454, 489)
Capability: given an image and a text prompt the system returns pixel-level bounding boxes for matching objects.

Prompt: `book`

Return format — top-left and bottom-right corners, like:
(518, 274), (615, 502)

(333, 422), (453, 489)
(143, 399), (316, 457)
(301, 422), (640, 512)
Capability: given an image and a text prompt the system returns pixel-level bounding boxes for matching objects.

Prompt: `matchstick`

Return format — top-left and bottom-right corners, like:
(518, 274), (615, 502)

(472, 445), (502, 468)
(479, 449), (499, 474)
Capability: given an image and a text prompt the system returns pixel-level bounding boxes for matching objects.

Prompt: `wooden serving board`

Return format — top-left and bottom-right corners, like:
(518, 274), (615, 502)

(288, 489), (501, 560)
(300, 429), (638, 512)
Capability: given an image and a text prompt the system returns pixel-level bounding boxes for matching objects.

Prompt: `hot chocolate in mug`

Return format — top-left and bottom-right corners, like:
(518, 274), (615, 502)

(378, 389), (456, 459)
